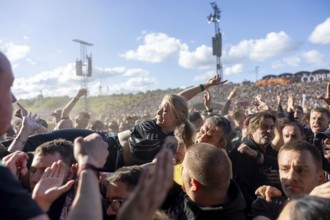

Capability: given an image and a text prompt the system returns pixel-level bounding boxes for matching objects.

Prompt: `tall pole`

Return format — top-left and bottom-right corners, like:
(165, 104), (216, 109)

(73, 39), (93, 111)
(208, 2), (223, 79)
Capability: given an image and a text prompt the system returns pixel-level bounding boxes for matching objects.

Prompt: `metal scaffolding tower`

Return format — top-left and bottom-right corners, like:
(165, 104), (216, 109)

(73, 39), (93, 111)
(207, 2), (223, 79)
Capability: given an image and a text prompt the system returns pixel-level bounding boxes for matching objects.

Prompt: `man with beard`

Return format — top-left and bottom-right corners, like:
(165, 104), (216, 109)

(229, 111), (280, 213)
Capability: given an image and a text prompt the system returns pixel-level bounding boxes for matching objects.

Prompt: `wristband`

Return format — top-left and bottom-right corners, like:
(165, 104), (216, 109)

(78, 163), (101, 177)
(199, 84), (205, 92)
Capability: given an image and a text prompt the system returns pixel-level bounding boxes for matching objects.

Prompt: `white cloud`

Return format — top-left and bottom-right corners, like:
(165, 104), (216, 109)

(309, 17), (330, 45)
(26, 58), (37, 65)
(22, 36), (30, 41)
(0, 41), (30, 61)
(272, 56), (301, 69)
(224, 64), (243, 75)
(226, 31), (297, 62)
(178, 44), (213, 69)
(302, 50), (326, 65)
(121, 32), (187, 63)
(13, 63), (158, 99)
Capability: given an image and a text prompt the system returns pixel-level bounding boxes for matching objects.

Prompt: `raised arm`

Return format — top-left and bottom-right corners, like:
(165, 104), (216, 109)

(317, 82), (330, 106)
(177, 75), (227, 101)
(8, 111), (48, 152)
(61, 88), (87, 119)
(67, 133), (109, 220)
(54, 88), (87, 130)
(221, 86), (238, 115)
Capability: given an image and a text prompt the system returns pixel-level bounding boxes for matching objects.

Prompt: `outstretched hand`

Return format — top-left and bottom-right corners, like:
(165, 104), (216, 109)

(206, 74), (227, 87)
(32, 160), (74, 212)
(317, 82), (330, 105)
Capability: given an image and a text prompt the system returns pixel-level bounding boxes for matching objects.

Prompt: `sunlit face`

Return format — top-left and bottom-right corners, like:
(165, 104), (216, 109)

(29, 152), (67, 191)
(310, 111), (330, 134)
(278, 150), (323, 198)
(0, 53), (16, 135)
(282, 125), (304, 144)
(251, 118), (275, 147)
(156, 100), (177, 133)
(105, 181), (132, 217)
(195, 122), (224, 148)
(323, 138), (330, 160)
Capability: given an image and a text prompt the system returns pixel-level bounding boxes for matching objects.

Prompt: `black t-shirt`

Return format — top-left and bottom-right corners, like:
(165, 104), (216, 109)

(0, 164), (44, 220)
(129, 120), (175, 160)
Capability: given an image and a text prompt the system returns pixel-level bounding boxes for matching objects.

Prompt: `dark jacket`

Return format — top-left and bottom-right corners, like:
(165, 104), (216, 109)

(164, 180), (247, 220)
(229, 137), (280, 208)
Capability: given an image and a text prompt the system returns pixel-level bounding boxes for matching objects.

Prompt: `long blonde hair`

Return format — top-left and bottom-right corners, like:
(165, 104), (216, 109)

(163, 94), (195, 146)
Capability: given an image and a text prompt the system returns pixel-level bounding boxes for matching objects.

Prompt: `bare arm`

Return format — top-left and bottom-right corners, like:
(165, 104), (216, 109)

(221, 86), (238, 115)
(8, 112), (48, 152)
(67, 133), (109, 220)
(177, 75), (227, 101)
(61, 88), (87, 119)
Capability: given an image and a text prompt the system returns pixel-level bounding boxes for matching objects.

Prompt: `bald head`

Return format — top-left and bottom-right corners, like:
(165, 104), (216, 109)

(184, 143), (231, 190)
(0, 51), (15, 135)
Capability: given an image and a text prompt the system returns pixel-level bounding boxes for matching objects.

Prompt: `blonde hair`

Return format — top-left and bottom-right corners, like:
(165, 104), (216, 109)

(163, 94), (195, 147)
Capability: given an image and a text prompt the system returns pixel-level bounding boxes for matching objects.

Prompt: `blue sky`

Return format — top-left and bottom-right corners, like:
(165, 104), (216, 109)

(1, 0), (329, 99)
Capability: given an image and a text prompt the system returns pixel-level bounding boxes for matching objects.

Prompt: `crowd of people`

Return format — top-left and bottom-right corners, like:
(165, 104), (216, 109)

(1, 50), (330, 220)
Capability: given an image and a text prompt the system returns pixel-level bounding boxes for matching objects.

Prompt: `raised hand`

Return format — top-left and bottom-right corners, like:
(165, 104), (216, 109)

(287, 93), (295, 112)
(32, 160), (74, 212)
(203, 89), (212, 110)
(252, 94), (270, 112)
(227, 87), (238, 100)
(2, 151), (29, 178)
(76, 88), (87, 99)
(15, 102), (28, 119)
(206, 74), (227, 87)
(317, 82), (330, 105)
(74, 133), (109, 168)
